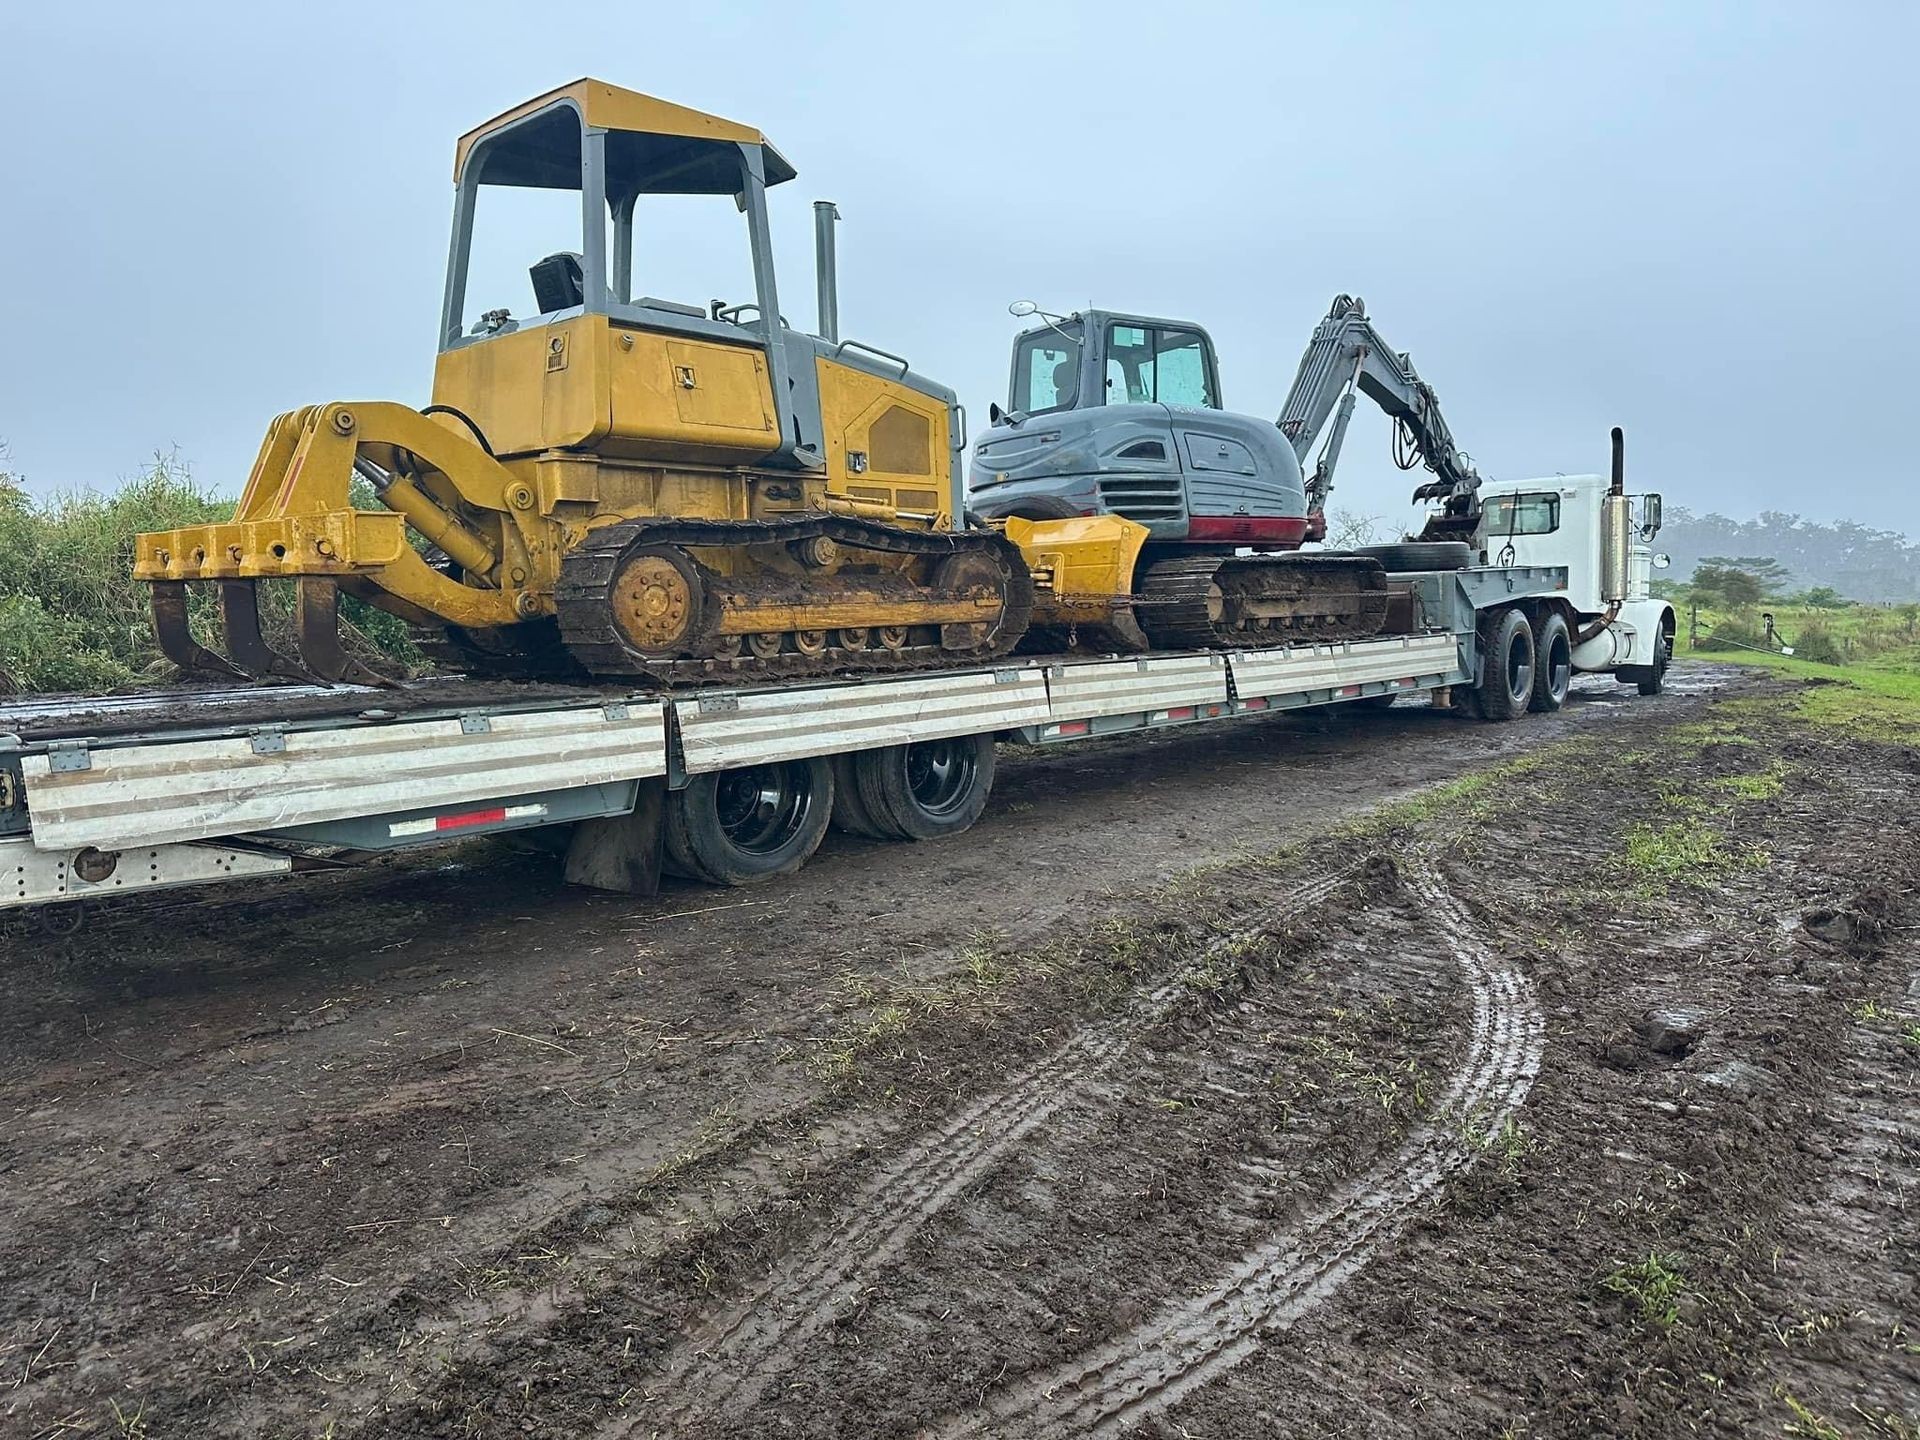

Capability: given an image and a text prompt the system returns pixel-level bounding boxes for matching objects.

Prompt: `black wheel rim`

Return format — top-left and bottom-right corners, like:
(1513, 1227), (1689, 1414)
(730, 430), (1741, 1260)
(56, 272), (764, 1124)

(1507, 635), (1534, 701)
(713, 763), (815, 855)
(904, 739), (976, 818)
(1548, 633), (1572, 697)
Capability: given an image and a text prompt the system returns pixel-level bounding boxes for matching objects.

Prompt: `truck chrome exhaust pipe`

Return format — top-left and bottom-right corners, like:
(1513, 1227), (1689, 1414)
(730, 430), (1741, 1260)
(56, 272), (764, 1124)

(1601, 426), (1630, 605)
(814, 200), (840, 343)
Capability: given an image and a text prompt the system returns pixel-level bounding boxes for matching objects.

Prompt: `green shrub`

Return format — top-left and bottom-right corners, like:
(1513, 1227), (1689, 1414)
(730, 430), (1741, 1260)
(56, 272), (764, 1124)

(1790, 621), (1845, 666)
(1698, 611), (1766, 651)
(0, 456), (421, 694)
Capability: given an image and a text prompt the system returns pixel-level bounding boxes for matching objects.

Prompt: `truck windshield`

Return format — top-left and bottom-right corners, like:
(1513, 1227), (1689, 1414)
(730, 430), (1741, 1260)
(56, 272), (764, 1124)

(1011, 325), (1083, 414)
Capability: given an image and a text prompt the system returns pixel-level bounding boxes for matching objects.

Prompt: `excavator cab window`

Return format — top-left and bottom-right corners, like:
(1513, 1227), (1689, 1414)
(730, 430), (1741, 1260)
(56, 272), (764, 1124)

(1101, 324), (1216, 409)
(1010, 324), (1083, 414)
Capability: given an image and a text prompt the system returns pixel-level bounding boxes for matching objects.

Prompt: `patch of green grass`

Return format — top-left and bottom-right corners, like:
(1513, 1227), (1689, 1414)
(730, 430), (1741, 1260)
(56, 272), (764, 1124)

(1464, 1114), (1536, 1178)
(1602, 1252), (1690, 1328)
(1711, 765), (1787, 801)
(1621, 817), (1764, 890)
(1901, 1024), (1920, 1052)
(1701, 642), (1920, 742)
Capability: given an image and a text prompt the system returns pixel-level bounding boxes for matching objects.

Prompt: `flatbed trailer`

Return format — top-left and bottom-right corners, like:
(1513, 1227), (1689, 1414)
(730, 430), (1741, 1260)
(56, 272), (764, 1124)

(1, 556), (1668, 929)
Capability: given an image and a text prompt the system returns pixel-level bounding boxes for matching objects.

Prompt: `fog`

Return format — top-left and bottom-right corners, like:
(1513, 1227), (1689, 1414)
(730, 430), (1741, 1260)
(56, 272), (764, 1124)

(2, 0), (1912, 534)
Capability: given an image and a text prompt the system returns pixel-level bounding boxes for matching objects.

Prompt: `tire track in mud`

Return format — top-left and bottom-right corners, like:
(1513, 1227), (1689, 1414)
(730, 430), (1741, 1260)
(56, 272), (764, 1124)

(925, 867), (1544, 1438)
(627, 867), (1365, 1432)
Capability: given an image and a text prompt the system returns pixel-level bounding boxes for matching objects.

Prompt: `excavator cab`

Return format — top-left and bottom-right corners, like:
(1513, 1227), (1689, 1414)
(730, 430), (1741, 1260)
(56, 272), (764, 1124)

(974, 310), (1312, 548)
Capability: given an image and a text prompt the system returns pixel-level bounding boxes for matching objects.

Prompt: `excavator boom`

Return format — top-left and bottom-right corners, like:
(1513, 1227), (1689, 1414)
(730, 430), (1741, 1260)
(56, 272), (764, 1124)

(1278, 295), (1484, 538)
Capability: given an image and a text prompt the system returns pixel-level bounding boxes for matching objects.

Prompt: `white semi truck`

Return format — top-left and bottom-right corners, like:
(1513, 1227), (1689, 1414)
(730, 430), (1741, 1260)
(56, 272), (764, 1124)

(1, 431), (1670, 933)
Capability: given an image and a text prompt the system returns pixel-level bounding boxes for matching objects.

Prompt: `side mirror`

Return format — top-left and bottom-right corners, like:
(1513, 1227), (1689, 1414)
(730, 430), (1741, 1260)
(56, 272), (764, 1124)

(988, 401), (1005, 426)
(1008, 300), (1038, 318)
(1640, 492), (1663, 540)
(1652, 553), (1672, 570)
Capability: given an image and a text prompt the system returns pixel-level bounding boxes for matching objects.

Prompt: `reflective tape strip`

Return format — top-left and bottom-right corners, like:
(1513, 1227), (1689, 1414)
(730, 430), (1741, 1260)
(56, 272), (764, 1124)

(388, 802), (547, 838)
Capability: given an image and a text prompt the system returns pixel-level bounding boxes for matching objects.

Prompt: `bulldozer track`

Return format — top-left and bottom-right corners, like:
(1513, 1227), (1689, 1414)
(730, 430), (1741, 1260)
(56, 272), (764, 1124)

(928, 866), (1543, 1438)
(554, 514), (1033, 686)
(1135, 552), (1390, 650)
(634, 867), (1364, 1431)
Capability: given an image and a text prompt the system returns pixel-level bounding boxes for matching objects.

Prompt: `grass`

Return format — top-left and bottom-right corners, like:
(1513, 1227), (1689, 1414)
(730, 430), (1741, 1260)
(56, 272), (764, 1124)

(1621, 816), (1764, 890)
(1602, 1252), (1690, 1328)
(1683, 599), (1920, 742)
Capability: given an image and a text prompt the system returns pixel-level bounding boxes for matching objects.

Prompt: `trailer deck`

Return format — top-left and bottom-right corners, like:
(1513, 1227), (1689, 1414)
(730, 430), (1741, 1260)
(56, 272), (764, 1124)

(3, 629), (1466, 914)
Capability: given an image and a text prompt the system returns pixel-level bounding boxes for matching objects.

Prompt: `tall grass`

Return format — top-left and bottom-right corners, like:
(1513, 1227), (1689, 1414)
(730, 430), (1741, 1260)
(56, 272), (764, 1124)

(0, 456), (420, 694)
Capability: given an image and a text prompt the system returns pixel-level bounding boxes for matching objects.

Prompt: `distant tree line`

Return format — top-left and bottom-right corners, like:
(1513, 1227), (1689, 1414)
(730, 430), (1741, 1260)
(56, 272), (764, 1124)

(1657, 506), (1920, 603)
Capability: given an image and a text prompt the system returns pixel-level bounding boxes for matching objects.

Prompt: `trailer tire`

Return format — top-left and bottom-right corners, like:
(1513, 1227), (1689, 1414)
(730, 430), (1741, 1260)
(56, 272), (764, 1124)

(830, 754), (893, 840)
(663, 758), (834, 886)
(1529, 611), (1573, 712)
(854, 734), (997, 841)
(1352, 540), (1474, 573)
(1477, 607), (1535, 721)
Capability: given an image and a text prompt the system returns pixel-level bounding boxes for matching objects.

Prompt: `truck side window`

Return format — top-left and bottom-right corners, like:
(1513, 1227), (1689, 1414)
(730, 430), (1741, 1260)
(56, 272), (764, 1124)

(1485, 492), (1560, 535)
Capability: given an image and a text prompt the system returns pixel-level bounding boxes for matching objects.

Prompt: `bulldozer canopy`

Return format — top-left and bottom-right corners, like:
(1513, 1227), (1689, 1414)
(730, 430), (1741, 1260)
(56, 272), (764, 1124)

(455, 79), (796, 195)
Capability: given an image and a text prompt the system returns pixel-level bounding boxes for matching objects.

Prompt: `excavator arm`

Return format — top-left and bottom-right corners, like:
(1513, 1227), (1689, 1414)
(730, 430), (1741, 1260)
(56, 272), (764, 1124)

(1276, 295), (1484, 540)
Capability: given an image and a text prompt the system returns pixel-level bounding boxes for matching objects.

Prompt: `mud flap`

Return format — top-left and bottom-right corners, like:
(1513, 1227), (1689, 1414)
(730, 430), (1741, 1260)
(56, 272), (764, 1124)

(563, 778), (665, 896)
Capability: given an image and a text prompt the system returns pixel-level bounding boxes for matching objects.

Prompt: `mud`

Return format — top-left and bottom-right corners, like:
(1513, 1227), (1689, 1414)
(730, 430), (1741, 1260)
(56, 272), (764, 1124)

(2, 663), (1915, 1439)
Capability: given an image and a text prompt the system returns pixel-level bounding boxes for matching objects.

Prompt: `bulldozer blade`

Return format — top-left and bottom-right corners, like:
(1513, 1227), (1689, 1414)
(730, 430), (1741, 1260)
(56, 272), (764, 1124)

(150, 581), (252, 681)
(219, 580), (323, 684)
(295, 578), (396, 688)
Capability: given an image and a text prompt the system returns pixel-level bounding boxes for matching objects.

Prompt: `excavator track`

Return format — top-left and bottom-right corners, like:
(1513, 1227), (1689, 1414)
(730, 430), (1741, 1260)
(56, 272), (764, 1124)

(1135, 553), (1390, 649)
(554, 514), (1034, 686)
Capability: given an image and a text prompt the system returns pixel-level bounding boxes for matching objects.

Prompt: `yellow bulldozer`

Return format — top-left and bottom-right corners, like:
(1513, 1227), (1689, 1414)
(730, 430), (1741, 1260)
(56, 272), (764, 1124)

(136, 79), (1089, 686)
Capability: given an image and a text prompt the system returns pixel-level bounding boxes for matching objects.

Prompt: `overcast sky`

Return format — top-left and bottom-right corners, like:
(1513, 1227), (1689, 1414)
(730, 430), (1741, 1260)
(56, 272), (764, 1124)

(2, 1), (1913, 536)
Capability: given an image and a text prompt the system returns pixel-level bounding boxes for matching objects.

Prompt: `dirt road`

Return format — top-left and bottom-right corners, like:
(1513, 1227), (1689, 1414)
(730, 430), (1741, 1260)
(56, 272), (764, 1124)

(3, 665), (1915, 1438)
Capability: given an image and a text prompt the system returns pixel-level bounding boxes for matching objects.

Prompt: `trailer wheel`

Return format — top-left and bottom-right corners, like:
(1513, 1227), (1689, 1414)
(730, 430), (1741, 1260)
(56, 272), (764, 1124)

(829, 754), (893, 839)
(1477, 608), (1535, 721)
(854, 734), (997, 841)
(1529, 611), (1573, 712)
(664, 758), (834, 885)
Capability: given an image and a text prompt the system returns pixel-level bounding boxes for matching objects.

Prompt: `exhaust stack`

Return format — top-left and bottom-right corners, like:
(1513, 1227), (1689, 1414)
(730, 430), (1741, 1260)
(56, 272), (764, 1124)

(1602, 425), (1630, 603)
(813, 200), (840, 343)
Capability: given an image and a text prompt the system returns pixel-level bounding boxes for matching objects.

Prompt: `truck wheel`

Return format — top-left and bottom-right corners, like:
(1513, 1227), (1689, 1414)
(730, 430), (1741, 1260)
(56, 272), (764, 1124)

(1477, 608), (1535, 721)
(1352, 540), (1473, 572)
(1637, 632), (1672, 696)
(854, 734), (997, 841)
(1529, 611), (1573, 712)
(829, 753), (892, 839)
(664, 758), (833, 885)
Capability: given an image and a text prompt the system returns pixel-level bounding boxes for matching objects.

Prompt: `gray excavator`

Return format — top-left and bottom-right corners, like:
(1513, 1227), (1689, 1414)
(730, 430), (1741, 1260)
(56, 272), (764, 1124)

(967, 295), (1485, 649)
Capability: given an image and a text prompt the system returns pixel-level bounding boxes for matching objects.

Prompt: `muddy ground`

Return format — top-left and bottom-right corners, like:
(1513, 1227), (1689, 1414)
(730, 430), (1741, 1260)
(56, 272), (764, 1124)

(2, 664), (1915, 1438)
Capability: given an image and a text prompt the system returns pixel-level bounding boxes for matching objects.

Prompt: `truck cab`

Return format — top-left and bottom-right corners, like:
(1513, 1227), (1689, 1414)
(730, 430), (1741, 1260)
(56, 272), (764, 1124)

(1475, 473), (1674, 677)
